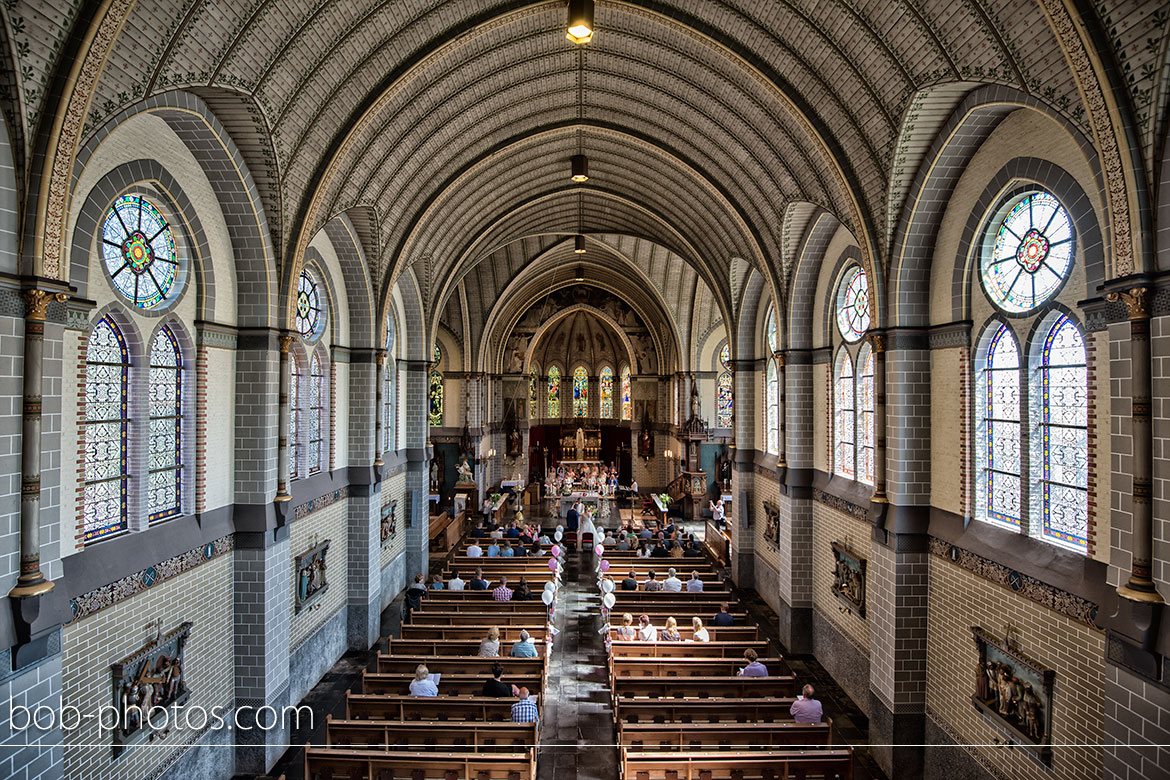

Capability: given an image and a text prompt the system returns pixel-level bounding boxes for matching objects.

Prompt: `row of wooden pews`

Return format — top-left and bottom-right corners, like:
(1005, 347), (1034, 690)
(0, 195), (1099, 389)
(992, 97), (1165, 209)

(302, 528), (560, 780)
(598, 539), (855, 780)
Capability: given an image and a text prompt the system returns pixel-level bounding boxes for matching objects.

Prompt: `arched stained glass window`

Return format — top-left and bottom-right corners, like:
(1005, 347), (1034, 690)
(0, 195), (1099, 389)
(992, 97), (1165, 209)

(835, 266), (870, 342)
(101, 194), (179, 310)
(289, 354), (303, 479)
(84, 316), (130, 542)
(981, 192), (1074, 314)
(433, 344), (442, 364)
(382, 325), (395, 453)
(147, 326), (182, 522)
(295, 269), (325, 341)
(765, 359), (779, 455)
(719, 343), (731, 369)
(856, 343), (875, 486)
(600, 366), (614, 417)
(716, 373), (733, 428)
(548, 366), (561, 417)
(573, 366), (588, 417)
(428, 370), (444, 427)
(620, 365), (631, 420)
(308, 351), (325, 474)
(1036, 315), (1088, 548)
(977, 324), (1021, 528)
(529, 366), (539, 419)
(834, 347), (855, 479)
(766, 309), (777, 353)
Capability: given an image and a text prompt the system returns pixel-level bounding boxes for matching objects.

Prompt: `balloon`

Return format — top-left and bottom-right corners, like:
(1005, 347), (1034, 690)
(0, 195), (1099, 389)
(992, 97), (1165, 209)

(556, 525), (564, 533)
(601, 579), (615, 594)
(595, 543), (604, 556)
(548, 558), (559, 572)
(541, 590), (554, 605)
(554, 531), (563, 542)
(599, 559), (610, 572)
(602, 592), (616, 609)
(544, 581), (556, 592)
(550, 545), (561, 557)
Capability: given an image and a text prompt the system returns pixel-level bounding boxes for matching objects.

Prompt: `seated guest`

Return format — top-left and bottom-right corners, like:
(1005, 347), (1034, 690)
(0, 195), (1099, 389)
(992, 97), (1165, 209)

(529, 540), (545, 557)
(511, 688), (539, 724)
(489, 525), (504, 540)
(513, 578), (534, 601)
(493, 576), (513, 602)
(617, 613), (637, 640)
(738, 649), (769, 677)
(486, 541), (501, 557)
(691, 617), (710, 642)
(470, 523), (486, 539)
(662, 568), (683, 592)
(404, 575), (426, 618)
(650, 542), (669, 558)
(621, 570), (639, 591)
(712, 602), (735, 626)
(510, 629), (539, 657)
(658, 616), (682, 642)
(478, 627), (501, 657)
(636, 614), (657, 642)
(507, 523), (521, 538)
(684, 541), (704, 557)
(407, 573), (428, 595)
(482, 663), (519, 698)
(467, 541), (483, 558)
(669, 540), (684, 558)
(686, 571), (704, 592)
(616, 534), (631, 552)
(501, 541), (515, 557)
(448, 570), (466, 591)
(790, 684), (824, 723)
(642, 571), (662, 591)
(537, 531), (552, 544)
(638, 527), (652, 540)
(469, 568), (490, 591)
(636, 543), (652, 559)
(430, 574), (445, 590)
(409, 664), (438, 697)
(514, 541), (528, 557)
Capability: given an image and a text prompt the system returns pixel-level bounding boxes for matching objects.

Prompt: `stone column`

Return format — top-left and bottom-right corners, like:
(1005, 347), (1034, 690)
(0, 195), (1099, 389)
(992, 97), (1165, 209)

(731, 358), (755, 587)
(777, 350), (814, 652)
(275, 333), (295, 502)
(402, 360), (431, 579)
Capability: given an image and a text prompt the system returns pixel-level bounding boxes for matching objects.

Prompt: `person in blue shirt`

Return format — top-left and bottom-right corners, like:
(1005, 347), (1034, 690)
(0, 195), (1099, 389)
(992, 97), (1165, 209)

(712, 602), (735, 627)
(510, 629), (539, 657)
(430, 574), (445, 590)
(565, 506), (579, 532)
(506, 524), (520, 539)
(501, 541), (515, 558)
(470, 523), (486, 539)
(469, 568), (489, 590)
(487, 542), (501, 557)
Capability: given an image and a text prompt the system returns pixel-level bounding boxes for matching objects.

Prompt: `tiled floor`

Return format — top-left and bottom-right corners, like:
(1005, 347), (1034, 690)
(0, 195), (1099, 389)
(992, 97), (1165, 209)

(260, 502), (887, 780)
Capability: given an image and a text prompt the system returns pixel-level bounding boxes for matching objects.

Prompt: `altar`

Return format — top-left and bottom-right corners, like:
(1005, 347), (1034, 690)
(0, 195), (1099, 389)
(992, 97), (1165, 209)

(557, 491), (601, 517)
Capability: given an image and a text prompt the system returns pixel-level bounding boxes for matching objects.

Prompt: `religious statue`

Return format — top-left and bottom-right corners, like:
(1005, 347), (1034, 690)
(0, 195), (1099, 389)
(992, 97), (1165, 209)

(1020, 683), (1043, 740)
(575, 427), (586, 460)
(689, 377), (700, 420)
(111, 621), (193, 751)
(456, 456), (474, 484)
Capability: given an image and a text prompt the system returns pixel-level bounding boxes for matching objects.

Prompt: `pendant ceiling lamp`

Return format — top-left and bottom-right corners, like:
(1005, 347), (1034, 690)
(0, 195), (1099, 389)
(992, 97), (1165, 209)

(571, 154), (589, 182)
(574, 235), (587, 254)
(566, 0), (595, 45)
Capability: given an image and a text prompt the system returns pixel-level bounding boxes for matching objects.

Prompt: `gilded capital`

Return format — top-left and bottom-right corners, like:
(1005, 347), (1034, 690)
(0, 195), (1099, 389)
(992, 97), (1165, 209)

(1106, 286), (1151, 321)
(23, 290), (68, 322)
(376, 350), (388, 366)
(774, 351), (785, 368)
(279, 334), (297, 353)
(868, 332), (886, 353)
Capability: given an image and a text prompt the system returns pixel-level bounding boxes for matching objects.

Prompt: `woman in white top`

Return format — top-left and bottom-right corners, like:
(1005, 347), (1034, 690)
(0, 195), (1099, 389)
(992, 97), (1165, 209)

(409, 664), (439, 696)
(478, 626), (501, 657)
(691, 617), (710, 642)
(636, 615), (657, 642)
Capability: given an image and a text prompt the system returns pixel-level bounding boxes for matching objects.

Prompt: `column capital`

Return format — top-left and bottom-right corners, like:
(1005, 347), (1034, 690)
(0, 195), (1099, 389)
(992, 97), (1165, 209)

(867, 331), (887, 354)
(22, 289), (68, 322)
(278, 333), (297, 353)
(1106, 286), (1152, 321)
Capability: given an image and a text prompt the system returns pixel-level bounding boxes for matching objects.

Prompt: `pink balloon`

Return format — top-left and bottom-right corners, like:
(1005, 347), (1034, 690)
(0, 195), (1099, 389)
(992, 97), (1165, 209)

(551, 545), (561, 557)
(548, 558), (559, 572)
(599, 559), (610, 572)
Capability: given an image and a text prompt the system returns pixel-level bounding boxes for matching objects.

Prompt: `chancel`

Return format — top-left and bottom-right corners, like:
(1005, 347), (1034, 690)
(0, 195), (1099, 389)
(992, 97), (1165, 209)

(0, 2), (1167, 780)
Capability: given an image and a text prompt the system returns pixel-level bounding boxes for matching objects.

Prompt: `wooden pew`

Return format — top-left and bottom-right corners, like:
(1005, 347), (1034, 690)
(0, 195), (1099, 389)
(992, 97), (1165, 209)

(619, 721), (832, 750)
(609, 640), (768, 659)
(304, 745), (535, 780)
(412, 602), (550, 615)
(607, 626), (758, 642)
(611, 675), (797, 701)
(408, 610), (553, 626)
(345, 693), (519, 722)
(615, 697), (797, 724)
(375, 655), (544, 678)
(361, 671), (543, 699)
(325, 717), (538, 750)
(384, 637), (548, 658)
(611, 657), (787, 678)
(398, 624), (548, 642)
(621, 748), (853, 780)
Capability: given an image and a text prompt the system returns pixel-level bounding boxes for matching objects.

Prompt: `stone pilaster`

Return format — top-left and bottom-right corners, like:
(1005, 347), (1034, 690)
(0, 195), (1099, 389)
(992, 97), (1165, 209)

(777, 352), (814, 652)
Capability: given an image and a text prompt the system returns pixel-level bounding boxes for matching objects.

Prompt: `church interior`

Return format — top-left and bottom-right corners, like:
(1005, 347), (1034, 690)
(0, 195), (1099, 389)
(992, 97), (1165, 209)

(1, 1), (1169, 779)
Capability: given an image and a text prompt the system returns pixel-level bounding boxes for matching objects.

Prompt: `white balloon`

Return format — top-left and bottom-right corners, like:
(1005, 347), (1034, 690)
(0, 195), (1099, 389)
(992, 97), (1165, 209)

(544, 581), (556, 592)
(554, 531), (563, 542)
(602, 592), (616, 609)
(541, 590), (554, 605)
(556, 525), (564, 533)
(602, 579), (615, 594)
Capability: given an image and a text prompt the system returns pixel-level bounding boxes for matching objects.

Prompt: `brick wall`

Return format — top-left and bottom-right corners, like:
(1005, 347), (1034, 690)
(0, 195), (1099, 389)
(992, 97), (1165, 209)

(289, 499), (349, 651)
(811, 502), (870, 651)
(813, 362), (829, 473)
(380, 473), (408, 569)
(930, 348), (964, 515)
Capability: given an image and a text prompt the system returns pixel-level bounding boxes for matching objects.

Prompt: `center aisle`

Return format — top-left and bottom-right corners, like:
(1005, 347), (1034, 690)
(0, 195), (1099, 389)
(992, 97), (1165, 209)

(540, 546), (618, 780)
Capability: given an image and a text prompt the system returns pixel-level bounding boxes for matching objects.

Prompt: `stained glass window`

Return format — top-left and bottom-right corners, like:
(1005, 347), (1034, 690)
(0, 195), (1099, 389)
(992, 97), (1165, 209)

(573, 366), (588, 417)
(308, 351), (325, 474)
(428, 370), (444, 427)
(834, 347), (855, 479)
(856, 344), (875, 485)
(600, 366), (614, 417)
(147, 326), (182, 522)
(1038, 315), (1087, 548)
(433, 344), (442, 364)
(978, 324), (1021, 528)
(717, 372), (733, 428)
(289, 355), (302, 479)
(101, 195), (179, 310)
(383, 325), (395, 453)
(620, 365), (631, 420)
(529, 367), (539, 419)
(84, 316), (130, 542)
(548, 366), (561, 417)
(719, 343), (731, 369)
(296, 269), (325, 340)
(835, 266), (870, 342)
(765, 359), (779, 455)
(981, 192), (1074, 314)
(765, 308), (777, 353)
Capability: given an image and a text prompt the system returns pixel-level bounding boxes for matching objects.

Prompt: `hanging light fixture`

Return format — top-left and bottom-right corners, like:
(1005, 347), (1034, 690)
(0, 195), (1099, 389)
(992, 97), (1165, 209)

(574, 235), (587, 254)
(571, 154), (589, 182)
(575, 264), (585, 280)
(566, 0), (594, 44)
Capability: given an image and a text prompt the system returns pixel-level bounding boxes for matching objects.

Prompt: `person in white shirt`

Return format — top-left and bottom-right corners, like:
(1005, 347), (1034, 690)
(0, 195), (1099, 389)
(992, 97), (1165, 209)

(690, 617), (710, 642)
(467, 542), (483, 558)
(490, 527), (504, 540)
(448, 571), (466, 591)
(686, 572), (704, 592)
(409, 664), (439, 697)
(636, 614), (657, 642)
(662, 568), (683, 592)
